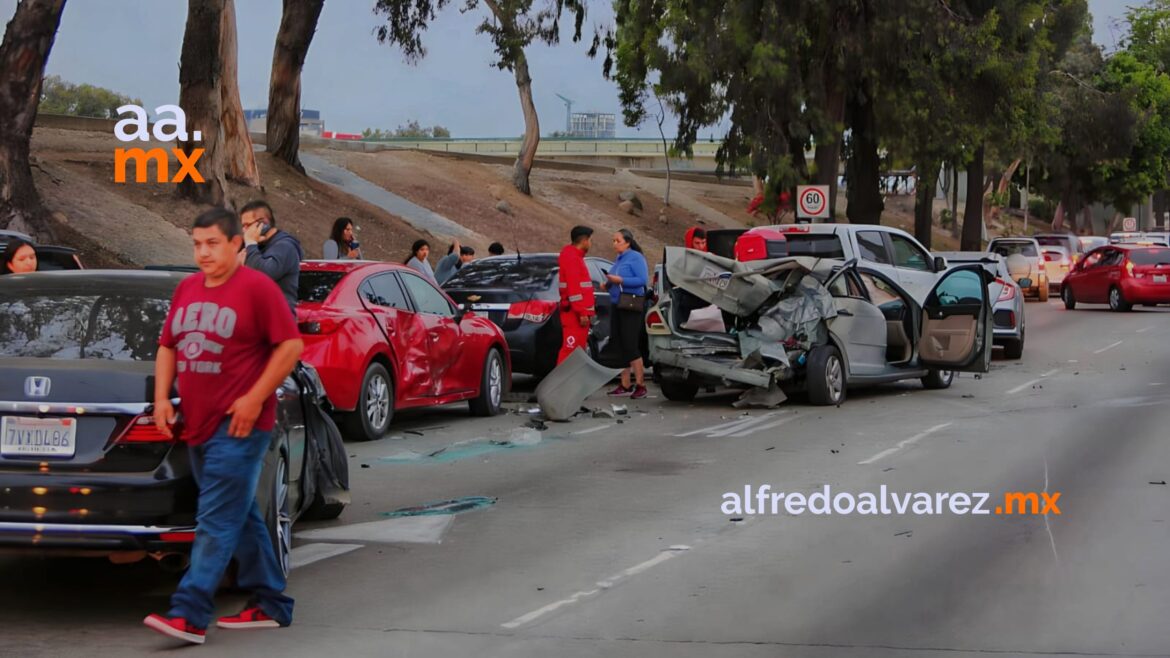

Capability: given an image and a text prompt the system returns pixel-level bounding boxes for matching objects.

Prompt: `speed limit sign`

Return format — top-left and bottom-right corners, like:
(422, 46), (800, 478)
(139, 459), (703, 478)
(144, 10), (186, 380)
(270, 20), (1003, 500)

(797, 185), (830, 220)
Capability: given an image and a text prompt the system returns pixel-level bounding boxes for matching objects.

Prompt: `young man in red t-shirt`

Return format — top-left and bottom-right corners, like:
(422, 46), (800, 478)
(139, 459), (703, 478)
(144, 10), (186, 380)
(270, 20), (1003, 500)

(143, 208), (304, 645)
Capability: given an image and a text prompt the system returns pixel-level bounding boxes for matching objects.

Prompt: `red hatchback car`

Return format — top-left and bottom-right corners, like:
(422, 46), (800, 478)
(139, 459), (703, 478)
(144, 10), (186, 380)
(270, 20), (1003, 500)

(1061, 244), (1170, 312)
(296, 261), (510, 441)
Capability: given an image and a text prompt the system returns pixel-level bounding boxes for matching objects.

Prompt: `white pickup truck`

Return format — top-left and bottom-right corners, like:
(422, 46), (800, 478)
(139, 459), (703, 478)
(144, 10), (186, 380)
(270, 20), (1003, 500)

(706, 224), (946, 303)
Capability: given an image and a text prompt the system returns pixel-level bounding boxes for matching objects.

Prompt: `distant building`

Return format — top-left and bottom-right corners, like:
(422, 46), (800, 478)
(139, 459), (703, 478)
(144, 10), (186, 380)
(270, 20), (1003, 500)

(243, 108), (324, 137)
(569, 112), (616, 139)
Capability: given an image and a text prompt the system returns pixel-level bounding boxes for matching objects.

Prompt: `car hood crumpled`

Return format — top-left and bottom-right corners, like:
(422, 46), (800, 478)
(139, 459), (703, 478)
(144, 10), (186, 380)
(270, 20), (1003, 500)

(663, 247), (824, 317)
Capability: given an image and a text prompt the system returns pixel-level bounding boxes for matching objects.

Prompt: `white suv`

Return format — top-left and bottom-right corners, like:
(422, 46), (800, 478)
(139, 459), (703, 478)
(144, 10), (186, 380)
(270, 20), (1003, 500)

(765, 224), (946, 302)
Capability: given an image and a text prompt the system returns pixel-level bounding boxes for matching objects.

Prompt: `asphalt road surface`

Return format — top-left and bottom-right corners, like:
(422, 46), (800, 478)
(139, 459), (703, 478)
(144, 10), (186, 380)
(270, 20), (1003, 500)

(4, 300), (1170, 657)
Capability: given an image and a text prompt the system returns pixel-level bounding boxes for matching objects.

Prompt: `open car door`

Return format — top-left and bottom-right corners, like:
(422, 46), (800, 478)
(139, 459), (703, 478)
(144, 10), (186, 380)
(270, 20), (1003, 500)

(918, 265), (994, 373)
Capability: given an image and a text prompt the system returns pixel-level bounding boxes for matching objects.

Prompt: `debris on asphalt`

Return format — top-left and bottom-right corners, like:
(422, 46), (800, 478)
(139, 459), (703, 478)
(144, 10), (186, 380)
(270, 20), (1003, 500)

(962, 394), (975, 399)
(729, 517), (744, 522)
(525, 419), (548, 431)
(382, 496), (497, 517)
(535, 349), (622, 421)
(360, 463), (370, 468)
(612, 404), (629, 416)
(765, 446), (775, 451)
(733, 385), (788, 409)
(882, 467), (895, 472)
(894, 531), (912, 537)
(427, 447), (448, 458)
(974, 374), (983, 379)
(1150, 481), (1167, 485)
(507, 427), (543, 446)
(592, 408), (616, 419)
(830, 449), (839, 454)
(405, 430), (424, 436)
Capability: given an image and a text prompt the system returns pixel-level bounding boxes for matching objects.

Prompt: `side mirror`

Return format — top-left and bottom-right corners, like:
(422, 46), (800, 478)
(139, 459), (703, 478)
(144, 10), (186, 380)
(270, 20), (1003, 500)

(1017, 278), (1032, 289)
(454, 303), (470, 323)
(933, 256), (948, 272)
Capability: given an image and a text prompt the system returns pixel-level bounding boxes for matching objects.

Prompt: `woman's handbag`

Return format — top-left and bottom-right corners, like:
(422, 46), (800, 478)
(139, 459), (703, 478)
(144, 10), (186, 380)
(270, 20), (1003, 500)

(617, 285), (645, 312)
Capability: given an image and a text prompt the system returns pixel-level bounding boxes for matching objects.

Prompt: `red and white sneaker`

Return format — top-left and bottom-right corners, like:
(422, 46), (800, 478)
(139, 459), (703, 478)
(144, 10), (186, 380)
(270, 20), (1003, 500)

(143, 614), (206, 644)
(216, 607), (281, 629)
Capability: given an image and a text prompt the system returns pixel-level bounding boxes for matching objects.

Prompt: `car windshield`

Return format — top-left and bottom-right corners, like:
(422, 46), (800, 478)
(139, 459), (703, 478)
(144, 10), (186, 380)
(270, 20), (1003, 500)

(784, 234), (846, 259)
(299, 271), (346, 302)
(0, 287), (171, 361)
(443, 258), (557, 291)
(991, 241), (1039, 258)
(1127, 248), (1170, 265)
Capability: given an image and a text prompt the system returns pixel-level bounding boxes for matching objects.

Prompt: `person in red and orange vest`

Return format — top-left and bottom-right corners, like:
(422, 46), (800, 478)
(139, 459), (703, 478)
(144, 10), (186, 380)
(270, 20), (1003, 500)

(557, 225), (596, 364)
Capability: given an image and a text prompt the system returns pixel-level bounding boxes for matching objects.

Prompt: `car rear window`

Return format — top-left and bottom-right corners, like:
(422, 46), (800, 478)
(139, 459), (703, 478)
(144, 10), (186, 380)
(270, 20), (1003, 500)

(443, 258), (557, 291)
(991, 242), (1039, 257)
(298, 271), (346, 302)
(784, 234), (846, 259)
(1035, 236), (1073, 250)
(1127, 248), (1170, 265)
(0, 290), (170, 360)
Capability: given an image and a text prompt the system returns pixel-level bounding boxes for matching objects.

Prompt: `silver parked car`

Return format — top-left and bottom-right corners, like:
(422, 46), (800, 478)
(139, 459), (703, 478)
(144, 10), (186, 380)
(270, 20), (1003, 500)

(938, 252), (1026, 359)
(646, 248), (994, 406)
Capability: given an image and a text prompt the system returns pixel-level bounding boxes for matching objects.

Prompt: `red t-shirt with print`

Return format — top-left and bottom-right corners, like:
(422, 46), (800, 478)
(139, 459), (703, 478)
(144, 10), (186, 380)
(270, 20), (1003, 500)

(159, 266), (300, 445)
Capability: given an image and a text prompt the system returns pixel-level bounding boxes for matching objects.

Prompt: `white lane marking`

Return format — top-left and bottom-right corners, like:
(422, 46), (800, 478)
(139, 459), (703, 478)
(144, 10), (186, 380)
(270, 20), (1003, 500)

(1067, 359), (1079, 363)
(1094, 340), (1124, 354)
(501, 548), (688, 629)
(1005, 368), (1059, 396)
(1006, 379), (1043, 395)
(1137, 326), (1155, 334)
(290, 543), (363, 570)
(574, 424), (611, 435)
(857, 423), (953, 465)
(1043, 457), (1059, 564)
(674, 412), (778, 438)
(709, 412), (784, 438)
(728, 414), (797, 438)
(1151, 383), (1165, 387)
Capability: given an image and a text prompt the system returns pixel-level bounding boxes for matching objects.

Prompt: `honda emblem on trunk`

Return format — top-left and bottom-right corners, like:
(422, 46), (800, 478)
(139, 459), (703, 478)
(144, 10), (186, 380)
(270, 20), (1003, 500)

(24, 376), (51, 398)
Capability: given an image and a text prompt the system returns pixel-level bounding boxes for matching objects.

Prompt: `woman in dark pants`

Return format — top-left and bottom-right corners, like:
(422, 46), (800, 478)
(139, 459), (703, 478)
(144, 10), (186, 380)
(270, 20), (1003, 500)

(605, 228), (650, 399)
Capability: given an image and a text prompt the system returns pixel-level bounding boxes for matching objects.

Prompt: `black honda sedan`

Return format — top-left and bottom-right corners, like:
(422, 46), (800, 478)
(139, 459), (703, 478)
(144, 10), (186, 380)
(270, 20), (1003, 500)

(443, 254), (614, 376)
(0, 270), (347, 576)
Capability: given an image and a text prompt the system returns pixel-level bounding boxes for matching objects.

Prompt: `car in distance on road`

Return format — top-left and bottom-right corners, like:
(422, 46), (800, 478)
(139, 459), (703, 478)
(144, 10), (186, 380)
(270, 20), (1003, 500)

(1061, 244), (1170, 311)
(0, 270), (345, 576)
(442, 254), (614, 377)
(939, 252), (1026, 359)
(1041, 246), (1073, 291)
(1080, 236), (1109, 252)
(297, 260), (510, 441)
(987, 237), (1047, 300)
(1034, 233), (1086, 266)
(647, 248), (993, 406)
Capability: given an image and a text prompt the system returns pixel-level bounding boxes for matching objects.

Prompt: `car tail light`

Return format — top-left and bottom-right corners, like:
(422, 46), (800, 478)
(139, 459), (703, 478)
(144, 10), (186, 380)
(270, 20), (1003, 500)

(118, 415), (173, 443)
(508, 300), (557, 323)
(997, 283), (1016, 301)
(646, 308), (669, 335)
(298, 316), (347, 335)
(1043, 253), (1059, 262)
(1125, 260), (1135, 277)
(780, 225), (811, 233)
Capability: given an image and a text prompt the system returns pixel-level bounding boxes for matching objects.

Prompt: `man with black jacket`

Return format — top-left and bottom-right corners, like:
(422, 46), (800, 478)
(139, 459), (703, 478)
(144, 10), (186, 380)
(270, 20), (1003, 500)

(241, 200), (303, 316)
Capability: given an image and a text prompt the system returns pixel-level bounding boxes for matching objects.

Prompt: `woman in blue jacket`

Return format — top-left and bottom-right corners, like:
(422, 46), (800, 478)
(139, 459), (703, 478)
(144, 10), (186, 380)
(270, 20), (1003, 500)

(604, 228), (650, 399)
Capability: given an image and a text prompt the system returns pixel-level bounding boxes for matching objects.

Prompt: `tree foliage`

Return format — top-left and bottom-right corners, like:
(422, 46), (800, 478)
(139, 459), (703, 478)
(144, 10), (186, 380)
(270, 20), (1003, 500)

(362, 120), (452, 139)
(38, 75), (140, 119)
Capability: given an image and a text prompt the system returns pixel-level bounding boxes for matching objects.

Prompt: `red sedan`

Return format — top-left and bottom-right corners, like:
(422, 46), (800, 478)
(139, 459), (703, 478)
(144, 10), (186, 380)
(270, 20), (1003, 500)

(1061, 244), (1170, 312)
(297, 261), (510, 441)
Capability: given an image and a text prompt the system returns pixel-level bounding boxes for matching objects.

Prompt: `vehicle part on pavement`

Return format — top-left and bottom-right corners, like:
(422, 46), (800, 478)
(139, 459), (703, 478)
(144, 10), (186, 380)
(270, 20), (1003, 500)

(535, 349), (621, 421)
(383, 496), (497, 517)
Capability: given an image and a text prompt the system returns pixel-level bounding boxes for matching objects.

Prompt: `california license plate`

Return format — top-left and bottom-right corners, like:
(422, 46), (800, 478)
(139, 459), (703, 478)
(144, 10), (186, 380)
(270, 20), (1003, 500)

(1, 417), (77, 458)
(1155, 275), (1167, 284)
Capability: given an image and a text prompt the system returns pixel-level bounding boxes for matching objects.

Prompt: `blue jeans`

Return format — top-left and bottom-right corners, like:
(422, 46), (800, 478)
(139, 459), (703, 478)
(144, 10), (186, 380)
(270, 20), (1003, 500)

(168, 421), (294, 628)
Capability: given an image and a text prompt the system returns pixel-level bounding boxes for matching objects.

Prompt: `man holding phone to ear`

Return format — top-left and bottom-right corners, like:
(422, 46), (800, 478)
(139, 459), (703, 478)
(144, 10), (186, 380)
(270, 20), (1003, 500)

(240, 200), (303, 317)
